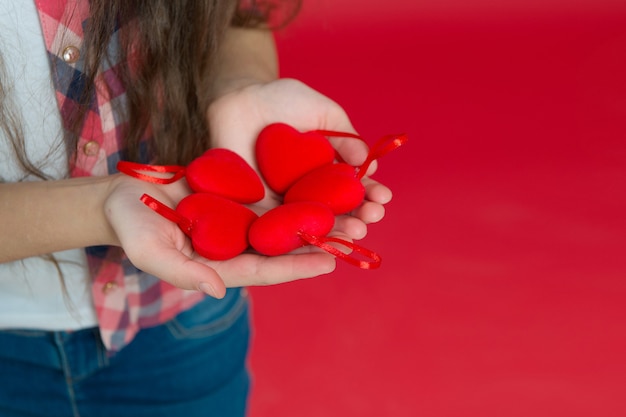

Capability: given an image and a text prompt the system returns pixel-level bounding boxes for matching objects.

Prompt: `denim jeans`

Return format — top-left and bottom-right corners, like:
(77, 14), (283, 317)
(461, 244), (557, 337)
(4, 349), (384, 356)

(0, 288), (251, 417)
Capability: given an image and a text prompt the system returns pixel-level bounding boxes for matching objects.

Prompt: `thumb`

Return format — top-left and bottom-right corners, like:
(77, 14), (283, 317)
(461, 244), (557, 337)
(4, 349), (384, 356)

(130, 244), (227, 299)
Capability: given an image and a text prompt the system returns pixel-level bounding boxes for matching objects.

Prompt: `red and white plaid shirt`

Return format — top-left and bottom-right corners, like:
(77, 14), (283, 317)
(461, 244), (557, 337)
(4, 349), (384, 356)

(34, 0), (204, 352)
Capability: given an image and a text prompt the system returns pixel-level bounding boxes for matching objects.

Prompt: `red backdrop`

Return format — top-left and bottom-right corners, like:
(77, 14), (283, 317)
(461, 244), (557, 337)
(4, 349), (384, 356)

(248, 1), (626, 416)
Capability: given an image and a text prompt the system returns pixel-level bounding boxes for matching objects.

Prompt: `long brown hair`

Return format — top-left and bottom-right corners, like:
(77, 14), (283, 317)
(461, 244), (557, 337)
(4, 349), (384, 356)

(2, 0), (300, 180)
(77, 0), (241, 167)
(78, 0), (301, 166)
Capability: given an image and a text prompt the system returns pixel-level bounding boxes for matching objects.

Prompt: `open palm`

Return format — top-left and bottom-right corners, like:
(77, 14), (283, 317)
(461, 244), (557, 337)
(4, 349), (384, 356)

(105, 79), (393, 297)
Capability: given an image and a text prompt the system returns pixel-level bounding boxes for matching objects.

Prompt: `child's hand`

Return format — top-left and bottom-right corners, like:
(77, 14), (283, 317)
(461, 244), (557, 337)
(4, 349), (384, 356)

(104, 174), (338, 298)
(208, 78), (393, 239)
(105, 78), (395, 296)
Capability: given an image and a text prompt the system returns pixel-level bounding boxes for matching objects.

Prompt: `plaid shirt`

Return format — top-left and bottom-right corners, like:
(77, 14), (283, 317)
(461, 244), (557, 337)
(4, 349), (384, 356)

(35, 0), (204, 352)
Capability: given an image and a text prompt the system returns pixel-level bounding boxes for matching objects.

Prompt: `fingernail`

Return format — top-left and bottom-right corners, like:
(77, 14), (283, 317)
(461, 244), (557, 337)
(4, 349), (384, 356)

(198, 282), (217, 297)
(381, 190), (393, 204)
(322, 257), (337, 274)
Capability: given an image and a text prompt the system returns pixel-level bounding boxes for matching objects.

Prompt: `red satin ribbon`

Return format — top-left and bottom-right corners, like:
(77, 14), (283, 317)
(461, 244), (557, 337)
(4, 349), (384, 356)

(313, 129), (366, 164)
(314, 129), (365, 142)
(357, 133), (408, 179)
(298, 231), (382, 269)
(314, 130), (408, 178)
(118, 161), (186, 184)
(140, 194), (193, 234)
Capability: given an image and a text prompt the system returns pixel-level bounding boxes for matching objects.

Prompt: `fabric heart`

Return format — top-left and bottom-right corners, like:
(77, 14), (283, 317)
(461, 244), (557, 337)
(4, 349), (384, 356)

(283, 132), (410, 214)
(248, 202), (335, 256)
(255, 123), (336, 195)
(283, 163), (365, 215)
(141, 193), (258, 260)
(185, 148), (264, 204)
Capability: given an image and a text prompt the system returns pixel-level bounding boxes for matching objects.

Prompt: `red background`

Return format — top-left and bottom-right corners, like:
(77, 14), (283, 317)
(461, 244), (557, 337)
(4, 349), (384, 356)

(248, 1), (626, 416)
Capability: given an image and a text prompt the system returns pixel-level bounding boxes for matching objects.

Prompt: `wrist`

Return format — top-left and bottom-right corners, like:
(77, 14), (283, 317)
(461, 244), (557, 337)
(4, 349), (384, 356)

(208, 27), (278, 100)
(0, 174), (122, 263)
(100, 174), (126, 247)
(210, 76), (272, 100)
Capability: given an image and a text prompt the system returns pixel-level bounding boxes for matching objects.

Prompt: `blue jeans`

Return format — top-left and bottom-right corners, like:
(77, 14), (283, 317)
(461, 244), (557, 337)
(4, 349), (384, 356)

(0, 288), (251, 417)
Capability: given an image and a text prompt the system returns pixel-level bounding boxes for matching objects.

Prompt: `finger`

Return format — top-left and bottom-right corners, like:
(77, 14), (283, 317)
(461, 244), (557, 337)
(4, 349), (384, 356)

(362, 176), (393, 205)
(127, 238), (227, 298)
(352, 200), (386, 225)
(317, 103), (369, 165)
(333, 215), (367, 240)
(211, 252), (337, 288)
(363, 159), (379, 176)
(328, 136), (369, 166)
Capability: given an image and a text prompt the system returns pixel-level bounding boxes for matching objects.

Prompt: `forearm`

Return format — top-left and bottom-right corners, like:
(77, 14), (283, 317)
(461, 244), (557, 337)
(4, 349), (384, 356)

(0, 176), (118, 263)
(208, 26), (279, 99)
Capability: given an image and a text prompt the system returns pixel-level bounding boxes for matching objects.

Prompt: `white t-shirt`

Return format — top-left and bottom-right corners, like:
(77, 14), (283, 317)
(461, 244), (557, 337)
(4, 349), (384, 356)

(0, 1), (98, 330)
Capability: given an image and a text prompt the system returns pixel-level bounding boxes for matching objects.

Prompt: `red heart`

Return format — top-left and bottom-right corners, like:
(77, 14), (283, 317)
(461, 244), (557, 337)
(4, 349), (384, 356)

(283, 163), (365, 215)
(248, 202), (335, 256)
(255, 123), (336, 195)
(175, 193), (258, 260)
(186, 148), (264, 204)
(141, 193), (257, 260)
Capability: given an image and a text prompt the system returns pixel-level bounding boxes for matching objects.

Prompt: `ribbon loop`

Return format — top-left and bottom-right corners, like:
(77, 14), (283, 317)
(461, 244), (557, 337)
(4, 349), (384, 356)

(312, 130), (408, 179)
(313, 129), (365, 142)
(298, 231), (382, 269)
(313, 130), (365, 164)
(117, 161), (186, 184)
(357, 133), (408, 179)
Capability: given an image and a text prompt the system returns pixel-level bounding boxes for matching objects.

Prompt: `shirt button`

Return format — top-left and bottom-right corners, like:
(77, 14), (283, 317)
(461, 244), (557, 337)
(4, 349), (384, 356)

(83, 140), (100, 156)
(62, 45), (80, 63)
(102, 281), (118, 294)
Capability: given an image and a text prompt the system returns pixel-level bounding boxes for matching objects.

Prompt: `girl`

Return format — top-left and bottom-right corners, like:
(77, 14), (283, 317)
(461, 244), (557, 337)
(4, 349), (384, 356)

(0, 1), (391, 415)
